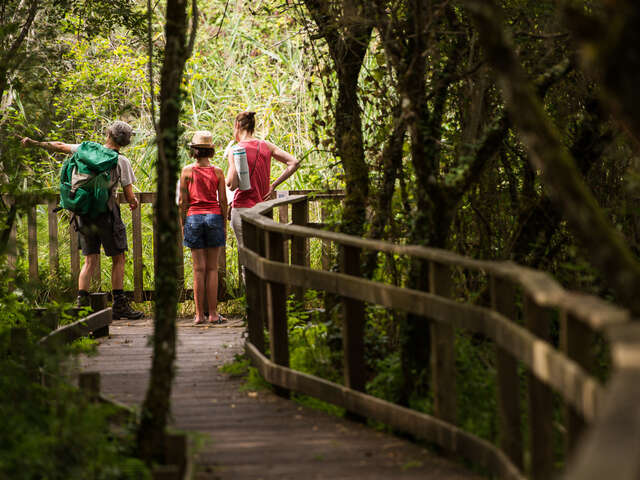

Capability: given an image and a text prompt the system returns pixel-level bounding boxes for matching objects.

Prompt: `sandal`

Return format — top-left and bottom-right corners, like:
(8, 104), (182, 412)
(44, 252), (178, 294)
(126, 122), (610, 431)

(193, 316), (207, 325)
(208, 314), (227, 325)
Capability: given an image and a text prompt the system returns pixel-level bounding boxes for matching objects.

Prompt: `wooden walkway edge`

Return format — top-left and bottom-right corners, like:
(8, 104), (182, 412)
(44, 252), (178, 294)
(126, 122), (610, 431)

(81, 319), (482, 480)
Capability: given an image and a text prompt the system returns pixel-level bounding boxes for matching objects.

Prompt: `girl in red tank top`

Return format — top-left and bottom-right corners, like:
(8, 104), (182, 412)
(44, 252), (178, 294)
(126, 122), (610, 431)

(225, 112), (302, 269)
(179, 131), (228, 325)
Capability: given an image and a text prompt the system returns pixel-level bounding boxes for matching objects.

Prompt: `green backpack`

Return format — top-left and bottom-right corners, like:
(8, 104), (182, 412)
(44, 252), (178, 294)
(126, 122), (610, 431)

(59, 141), (119, 218)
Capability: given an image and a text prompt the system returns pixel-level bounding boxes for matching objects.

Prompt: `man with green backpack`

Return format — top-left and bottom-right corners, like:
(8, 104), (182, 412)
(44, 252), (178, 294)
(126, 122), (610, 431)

(21, 121), (143, 319)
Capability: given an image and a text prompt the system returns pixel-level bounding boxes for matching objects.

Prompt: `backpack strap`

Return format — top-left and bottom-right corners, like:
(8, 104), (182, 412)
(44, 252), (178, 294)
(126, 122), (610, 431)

(249, 141), (260, 181)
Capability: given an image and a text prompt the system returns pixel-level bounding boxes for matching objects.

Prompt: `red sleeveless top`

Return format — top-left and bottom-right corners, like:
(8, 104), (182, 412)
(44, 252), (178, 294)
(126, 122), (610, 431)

(187, 166), (221, 216)
(232, 140), (272, 208)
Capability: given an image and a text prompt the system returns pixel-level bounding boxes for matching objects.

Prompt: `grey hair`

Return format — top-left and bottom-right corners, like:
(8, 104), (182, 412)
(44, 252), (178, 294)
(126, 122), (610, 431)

(107, 121), (133, 147)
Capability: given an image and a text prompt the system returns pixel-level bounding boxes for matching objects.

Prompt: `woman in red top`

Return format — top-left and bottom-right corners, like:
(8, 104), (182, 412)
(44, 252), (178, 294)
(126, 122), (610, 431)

(179, 131), (228, 325)
(226, 111), (300, 262)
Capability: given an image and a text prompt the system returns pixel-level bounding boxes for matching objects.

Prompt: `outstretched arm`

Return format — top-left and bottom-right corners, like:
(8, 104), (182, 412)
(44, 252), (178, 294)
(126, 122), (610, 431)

(264, 142), (300, 200)
(21, 137), (75, 154)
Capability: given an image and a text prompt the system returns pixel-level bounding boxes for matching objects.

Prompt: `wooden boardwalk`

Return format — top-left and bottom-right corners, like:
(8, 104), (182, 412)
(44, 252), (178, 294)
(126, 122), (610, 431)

(81, 318), (481, 479)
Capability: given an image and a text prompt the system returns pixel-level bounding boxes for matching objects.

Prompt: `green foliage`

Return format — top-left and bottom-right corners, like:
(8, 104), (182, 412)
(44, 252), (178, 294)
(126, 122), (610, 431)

(219, 354), (272, 392)
(287, 290), (342, 384)
(0, 271), (149, 479)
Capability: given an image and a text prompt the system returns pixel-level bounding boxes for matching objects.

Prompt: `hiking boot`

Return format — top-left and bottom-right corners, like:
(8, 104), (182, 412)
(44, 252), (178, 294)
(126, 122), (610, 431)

(76, 294), (91, 308)
(112, 294), (144, 320)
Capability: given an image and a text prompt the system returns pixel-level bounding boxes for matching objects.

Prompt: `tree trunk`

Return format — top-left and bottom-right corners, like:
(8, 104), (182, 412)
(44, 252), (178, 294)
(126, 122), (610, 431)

(467, 0), (640, 315)
(302, 0), (372, 236)
(137, 0), (194, 462)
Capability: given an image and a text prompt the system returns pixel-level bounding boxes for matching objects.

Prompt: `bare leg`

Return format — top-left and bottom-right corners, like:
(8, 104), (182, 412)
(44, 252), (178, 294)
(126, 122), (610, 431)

(78, 254), (99, 291)
(111, 253), (125, 290)
(191, 248), (207, 322)
(205, 247), (221, 319)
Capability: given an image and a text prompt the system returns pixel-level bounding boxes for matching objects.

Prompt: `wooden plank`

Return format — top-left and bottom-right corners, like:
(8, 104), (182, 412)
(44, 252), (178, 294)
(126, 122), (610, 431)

(491, 276), (523, 469)
(27, 205), (38, 282)
(70, 219), (80, 286)
(267, 230), (289, 398)
(246, 342), (525, 480)
(340, 244), (366, 393)
(38, 308), (112, 347)
(240, 247), (603, 420)
(79, 372), (101, 401)
(561, 310), (593, 454)
(291, 199), (309, 303)
(524, 295), (554, 480)
(47, 198), (59, 276)
(429, 262), (456, 425)
(242, 219), (265, 353)
(565, 369), (640, 480)
(132, 193), (144, 302)
(90, 293), (109, 338)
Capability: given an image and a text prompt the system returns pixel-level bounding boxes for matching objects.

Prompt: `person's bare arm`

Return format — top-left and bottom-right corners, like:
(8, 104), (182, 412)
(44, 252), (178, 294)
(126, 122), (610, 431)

(264, 141), (301, 200)
(178, 166), (191, 231)
(217, 168), (228, 230)
(21, 137), (75, 154)
(123, 184), (138, 211)
(225, 149), (239, 190)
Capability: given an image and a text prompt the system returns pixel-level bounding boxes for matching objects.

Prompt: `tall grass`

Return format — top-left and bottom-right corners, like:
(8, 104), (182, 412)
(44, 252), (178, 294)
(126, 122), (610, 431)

(11, 0), (343, 308)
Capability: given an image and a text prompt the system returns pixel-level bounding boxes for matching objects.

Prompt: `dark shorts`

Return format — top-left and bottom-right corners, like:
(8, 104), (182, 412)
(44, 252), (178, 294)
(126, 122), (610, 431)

(183, 214), (226, 249)
(78, 207), (127, 257)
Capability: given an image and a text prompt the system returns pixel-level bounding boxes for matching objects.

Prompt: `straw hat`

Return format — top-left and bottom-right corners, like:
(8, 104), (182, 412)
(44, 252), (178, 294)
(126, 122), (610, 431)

(189, 130), (214, 148)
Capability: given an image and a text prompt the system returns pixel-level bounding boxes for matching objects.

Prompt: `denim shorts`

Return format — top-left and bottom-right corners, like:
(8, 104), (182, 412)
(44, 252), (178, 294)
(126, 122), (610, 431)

(183, 214), (226, 249)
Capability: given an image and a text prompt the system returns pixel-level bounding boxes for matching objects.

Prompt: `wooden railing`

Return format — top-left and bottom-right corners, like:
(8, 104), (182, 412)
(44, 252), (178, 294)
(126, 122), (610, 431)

(5, 190), (336, 302)
(239, 194), (640, 480)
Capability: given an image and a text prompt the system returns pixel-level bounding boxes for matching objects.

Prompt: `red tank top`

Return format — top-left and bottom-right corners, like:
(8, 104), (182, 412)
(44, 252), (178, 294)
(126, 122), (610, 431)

(187, 166), (221, 215)
(232, 140), (272, 208)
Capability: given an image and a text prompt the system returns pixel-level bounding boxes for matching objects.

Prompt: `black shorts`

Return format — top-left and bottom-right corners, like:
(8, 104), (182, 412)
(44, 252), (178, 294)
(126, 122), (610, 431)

(78, 207), (127, 257)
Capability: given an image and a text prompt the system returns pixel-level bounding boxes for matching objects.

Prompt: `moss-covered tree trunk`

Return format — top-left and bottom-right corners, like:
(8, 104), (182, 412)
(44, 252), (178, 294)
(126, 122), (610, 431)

(137, 0), (195, 462)
(303, 0), (372, 236)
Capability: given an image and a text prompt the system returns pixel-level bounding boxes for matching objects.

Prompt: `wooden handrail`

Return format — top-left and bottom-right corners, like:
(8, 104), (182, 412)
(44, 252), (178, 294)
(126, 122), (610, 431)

(6, 191), (338, 303)
(238, 193), (640, 480)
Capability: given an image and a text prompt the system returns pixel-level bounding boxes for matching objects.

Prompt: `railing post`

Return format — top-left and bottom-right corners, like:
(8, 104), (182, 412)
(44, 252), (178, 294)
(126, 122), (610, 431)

(491, 276), (523, 469)
(90, 293), (110, 338)
(176, 219), (185, 301)
(132, 192), (144, 302)
(47, 198), (59, 277)
(524, 294), (554, 480)
(27, 205), (39, 282)
(341, 244), (366, 419)
(79, 371), (101, 402)
(242, 218), (265, 354)
(429, 262), (456, 424)
(291, 199), (309, 304)
(561, 310), (592, 454)
(268, 229), (290, 397)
